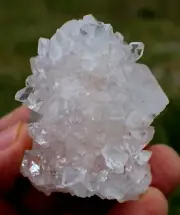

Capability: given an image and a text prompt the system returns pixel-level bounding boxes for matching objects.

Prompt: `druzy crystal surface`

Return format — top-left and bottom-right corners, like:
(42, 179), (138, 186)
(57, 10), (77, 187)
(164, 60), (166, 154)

(15, 15), (169, 201)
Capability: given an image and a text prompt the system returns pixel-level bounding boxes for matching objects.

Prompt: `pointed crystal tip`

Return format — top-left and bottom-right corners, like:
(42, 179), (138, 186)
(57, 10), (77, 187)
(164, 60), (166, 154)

(129, 42), (144, 61)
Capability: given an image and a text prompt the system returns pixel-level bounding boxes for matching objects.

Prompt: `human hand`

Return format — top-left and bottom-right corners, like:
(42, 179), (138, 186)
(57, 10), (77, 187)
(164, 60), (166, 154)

(0, 106), (179, 215)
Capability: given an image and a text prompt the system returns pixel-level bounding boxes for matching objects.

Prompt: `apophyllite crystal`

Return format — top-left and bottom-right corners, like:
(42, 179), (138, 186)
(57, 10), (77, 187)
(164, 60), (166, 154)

(15, 15), (169, 202)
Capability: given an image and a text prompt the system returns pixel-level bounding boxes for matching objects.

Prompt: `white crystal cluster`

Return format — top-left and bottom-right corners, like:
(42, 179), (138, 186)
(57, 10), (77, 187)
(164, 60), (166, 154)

(15, 15), (169, 202)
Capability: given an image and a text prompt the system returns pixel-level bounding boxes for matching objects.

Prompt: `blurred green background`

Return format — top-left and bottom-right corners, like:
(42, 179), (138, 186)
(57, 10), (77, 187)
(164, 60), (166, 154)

(0, 0), (180, 214)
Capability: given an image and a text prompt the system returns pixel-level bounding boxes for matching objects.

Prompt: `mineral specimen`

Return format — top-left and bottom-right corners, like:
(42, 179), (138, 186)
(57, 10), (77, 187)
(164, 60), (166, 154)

(15, 15), (169, 202)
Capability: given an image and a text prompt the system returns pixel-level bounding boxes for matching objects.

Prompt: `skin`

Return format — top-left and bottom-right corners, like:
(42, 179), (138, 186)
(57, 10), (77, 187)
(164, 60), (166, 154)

(0, 106), (180, 215)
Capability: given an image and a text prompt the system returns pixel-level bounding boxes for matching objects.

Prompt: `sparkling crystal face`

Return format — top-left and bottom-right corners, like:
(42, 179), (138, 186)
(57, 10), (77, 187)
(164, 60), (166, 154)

(15, 15), (169, 201)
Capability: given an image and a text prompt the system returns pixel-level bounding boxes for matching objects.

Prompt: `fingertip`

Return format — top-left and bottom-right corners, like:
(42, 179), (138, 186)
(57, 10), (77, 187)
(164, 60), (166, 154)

(149, 144), (180, 194)
(0, 123), (32, 191)
(0, 106), (30, 132)
(108, 187), (168, 215)
(140, 187), (168, 212)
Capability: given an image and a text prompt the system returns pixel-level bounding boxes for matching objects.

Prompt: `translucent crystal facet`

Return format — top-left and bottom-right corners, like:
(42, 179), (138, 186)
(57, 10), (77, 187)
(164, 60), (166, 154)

(15, 15), (169, 202)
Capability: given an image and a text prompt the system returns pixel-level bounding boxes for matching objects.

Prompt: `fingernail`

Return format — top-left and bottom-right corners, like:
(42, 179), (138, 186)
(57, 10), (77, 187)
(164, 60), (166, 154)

(0, 106), (30, 132)
(15, 123), (32, 150)
(0, 123), (23, 151)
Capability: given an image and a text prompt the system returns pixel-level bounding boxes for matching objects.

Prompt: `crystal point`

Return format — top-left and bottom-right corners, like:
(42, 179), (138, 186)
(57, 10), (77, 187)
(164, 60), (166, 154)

(129, 42), (144, 61)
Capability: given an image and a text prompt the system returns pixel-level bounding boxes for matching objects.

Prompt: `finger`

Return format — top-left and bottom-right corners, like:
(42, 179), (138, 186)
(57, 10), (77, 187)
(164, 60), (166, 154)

(0, 123), (32, 192)
(7, 177), (64, 215)
(0, 199), (19, 215)
(0, 106), (30, 132)
(108, 187), (168, 215)
(149, 144), (180, 195)
(9, 177), (115, 215)
(16, 185), (56, 215)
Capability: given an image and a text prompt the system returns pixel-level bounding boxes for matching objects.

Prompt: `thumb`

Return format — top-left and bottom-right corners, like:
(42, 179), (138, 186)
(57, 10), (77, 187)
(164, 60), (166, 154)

(0, 123), (32, 192)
